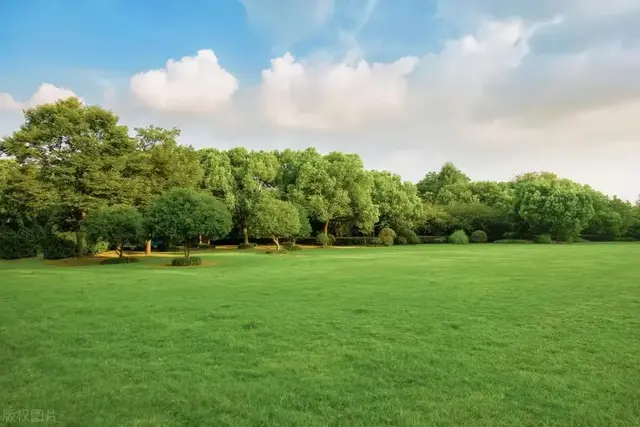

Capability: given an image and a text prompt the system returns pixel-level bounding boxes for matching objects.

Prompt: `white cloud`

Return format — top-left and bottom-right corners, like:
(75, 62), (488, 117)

(129, 49), (238, 115)
(0, 83), (81, 111)
(260, 52), (419, 130)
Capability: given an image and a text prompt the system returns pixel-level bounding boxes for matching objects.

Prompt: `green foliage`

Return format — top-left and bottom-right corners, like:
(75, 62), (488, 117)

(535, 234), (553, 244)
(99, 257), (140, 265)
(470, 230), (488, 243)
(42, 233), (77, 260)
(494, 239), (534, 244)
(514, 177), (595, 241)
(237, 243), (257, 250)
(397, 228), (420, 245)
(396, 236), (408, 245)
(378, 227), (397, 246)
(449, 230), (469, 244)
(0, 226), (39, 260)
(370, 171), (422, 231)
(573, 237), (591, 243)
(145, 188), (232, 260)
(171, 257), (202, 266)
(333, 237), (379, 246)
(264, 249), (289, 255)
(85, 205), (143, 257)
(282, 243), (303, 251)
(316, 233), (335, 247)
(87, 241), (110, 255)
(248, 196), (300, 250)
(417, 163), (474, 205)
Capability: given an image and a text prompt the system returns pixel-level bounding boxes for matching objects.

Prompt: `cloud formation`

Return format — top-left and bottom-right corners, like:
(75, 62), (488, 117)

(129, 49), (238, 115)
(0, 83), (81, 110)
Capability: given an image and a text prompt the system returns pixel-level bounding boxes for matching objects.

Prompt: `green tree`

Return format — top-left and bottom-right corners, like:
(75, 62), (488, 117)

(292, 152), (378, 235)
(144, 188), (232, 260)
(248, 196), (300, 250)
(417, 162), (475, 204)
(514, 177), (595, 241)
(85, 206), (144, 257)
(134, 126), (204, 254)
(291, 204), (312, 245)
(1, 98), (138, 256)
(370, 171), (422, 231)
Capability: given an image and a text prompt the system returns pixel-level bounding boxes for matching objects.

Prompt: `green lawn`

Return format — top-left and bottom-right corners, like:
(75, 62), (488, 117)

(1, 244), (640, 426)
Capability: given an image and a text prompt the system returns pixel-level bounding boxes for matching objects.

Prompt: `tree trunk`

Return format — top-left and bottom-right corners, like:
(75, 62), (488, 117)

(323, 221), (329, 235)
(145, 239), (151, 255)
(184, 238), (190, 260)
(273, 237), (280, 251)
(243, 227), (249, 245)
(117, 244), (124, 257)
(75, 230), (85, 258)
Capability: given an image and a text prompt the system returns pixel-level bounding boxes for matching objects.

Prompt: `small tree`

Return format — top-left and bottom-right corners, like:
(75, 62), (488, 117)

(85, 206), (144, 257)
(378, 227), (397, 246)
(248, 197), (300, 251)
(144, 188), (232, 260)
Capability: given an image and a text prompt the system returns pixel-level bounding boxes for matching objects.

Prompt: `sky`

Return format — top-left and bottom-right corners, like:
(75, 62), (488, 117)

(1, 0), (639, 200)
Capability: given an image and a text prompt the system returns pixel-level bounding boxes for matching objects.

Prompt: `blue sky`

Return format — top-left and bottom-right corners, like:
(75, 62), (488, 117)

(1, 0), (639, 200)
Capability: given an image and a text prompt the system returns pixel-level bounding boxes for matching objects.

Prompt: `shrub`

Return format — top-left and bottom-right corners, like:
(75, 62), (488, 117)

(333, 237), (379, 246)
(502, 232), (520, 239)
(534, 234), (553, 244)
(494, 239), (533, 244)
(87, 240), (110, 255)
(378, 228), (397, 246)
(171, 257), (202, 266)
(237, 243), (257, 250)
(396, 236), (408, 245)
(0, 227), (39, 260)
(448, 230), (469, 245)
(397, 228), (420, 245)
(614, 236), (637, 242)
(100, 257), (140, 265)
(316, 233), (335, 247)
(42, 234), (77, 260)
(419, 236), (447, 244)
(470, 230), (488, 243)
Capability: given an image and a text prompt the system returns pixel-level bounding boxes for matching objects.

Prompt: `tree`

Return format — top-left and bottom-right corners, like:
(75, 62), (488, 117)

(1, 98), (139, 256)
(370, 171), (422, 232)
(202, 148), (280, 245)
(248, 196), (300, 250)
(417, 162), (475, 204)
(134, 126), (204, 254)
(292, 152), (378, 236)
(85, 206), (143, 257)
(514, 177), (595, 241)
(144, 188), (232, 260)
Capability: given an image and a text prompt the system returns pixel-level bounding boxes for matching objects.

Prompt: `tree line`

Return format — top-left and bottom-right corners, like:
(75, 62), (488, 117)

(1, 98), (639, 260)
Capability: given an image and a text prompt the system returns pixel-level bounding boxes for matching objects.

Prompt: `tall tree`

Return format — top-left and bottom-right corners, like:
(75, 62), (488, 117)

(292, 152), (378, 235)
(85, 205), (144, 257)
(0, 98), (138, 255)
(417, 162), (475, 204)
(133, 126), (204, 253)
(370, 170), (422, 231)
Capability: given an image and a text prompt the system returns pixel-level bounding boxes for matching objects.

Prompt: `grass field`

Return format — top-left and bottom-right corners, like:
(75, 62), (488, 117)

(1, 244), (640, 426)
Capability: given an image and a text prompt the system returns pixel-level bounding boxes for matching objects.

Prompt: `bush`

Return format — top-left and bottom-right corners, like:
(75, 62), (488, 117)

(87, 240), (110, 255)
(419, 236), (447, 244)
(0, 227), (40, 260)
(470, 230), (488, 243)
(378, 228), (397, 246)
(316, 233), (335, 247)
(534, 234), (553, 244)
(502, 232), (520, 239)
(333, 237), (379, 246)
(396, 236), (408, 245)
(397, 228), (420, 245)
(494, 239), (533, 244)
(42, 234), (77, 260)
(171, 257), (203, 266)
(448, 230), (469, 245)
(100, 257), (140, 265)
(237, 243), (257, 250)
